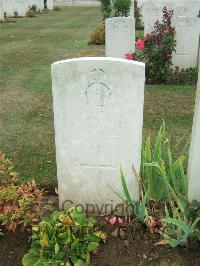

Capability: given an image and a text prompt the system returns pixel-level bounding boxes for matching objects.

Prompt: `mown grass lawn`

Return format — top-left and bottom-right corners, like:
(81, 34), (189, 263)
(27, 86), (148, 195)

(0, 7), (197, 188)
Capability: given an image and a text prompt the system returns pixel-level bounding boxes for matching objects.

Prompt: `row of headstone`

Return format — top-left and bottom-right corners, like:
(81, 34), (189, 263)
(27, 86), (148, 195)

(172, 17), (200, 69)
(0, 0), (54, 20)
(141, 0), (200, 33)
(140, 0), (200, 69)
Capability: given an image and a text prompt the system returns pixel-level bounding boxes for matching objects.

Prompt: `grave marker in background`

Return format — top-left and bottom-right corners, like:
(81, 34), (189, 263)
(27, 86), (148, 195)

(188, 51), (200, 201)
(172, 17), (200, 69)
(105, 17), (135, 58)
(0, 2), (4, 21)
(47, 0), (54, 10)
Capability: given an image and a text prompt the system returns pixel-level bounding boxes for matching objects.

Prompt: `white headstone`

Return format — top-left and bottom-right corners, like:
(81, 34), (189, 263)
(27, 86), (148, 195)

(51, 57), (145, 211)
(172, 17), (200, 69)
(3, 0), (14, 17)
(37, 0), (44, 11)
(17, 0), (28, 16)
(0, 2), (4, 21)
(105, 17), (135, 58)
(141, 0), (163, 34)
(141, 0), (200, 34)
(47, 0), (54, 10)
(188, 60), (200, 201)
(12, 0), (17, 13)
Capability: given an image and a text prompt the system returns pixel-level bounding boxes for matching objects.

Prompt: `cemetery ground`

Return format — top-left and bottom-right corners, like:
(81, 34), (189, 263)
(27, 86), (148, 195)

(0, 6), (199, 266)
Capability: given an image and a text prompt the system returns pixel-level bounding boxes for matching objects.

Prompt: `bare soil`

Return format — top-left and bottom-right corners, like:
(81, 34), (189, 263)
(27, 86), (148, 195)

(1, 213), (200, 266)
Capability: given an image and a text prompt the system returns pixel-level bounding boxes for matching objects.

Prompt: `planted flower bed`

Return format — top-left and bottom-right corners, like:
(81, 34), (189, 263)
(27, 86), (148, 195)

(1, 122), (200, 265)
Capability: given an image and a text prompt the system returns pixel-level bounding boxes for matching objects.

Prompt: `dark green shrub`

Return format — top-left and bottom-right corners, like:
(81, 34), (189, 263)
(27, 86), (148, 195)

(166, 67), (198, 85)
(112, 0), (132, 17)
(100, 0), (112, 20)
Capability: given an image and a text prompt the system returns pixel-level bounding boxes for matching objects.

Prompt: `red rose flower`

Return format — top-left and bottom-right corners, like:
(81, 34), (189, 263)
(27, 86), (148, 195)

(146, 32), (151, 40)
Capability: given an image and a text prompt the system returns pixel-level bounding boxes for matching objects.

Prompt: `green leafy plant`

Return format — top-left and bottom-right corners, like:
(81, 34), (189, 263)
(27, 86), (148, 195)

(0, 180), (43, 232)
(22, 208), (106, 266)
(119, 121), (200, 248)
(120, 168), (149, 224)
(140, 121), (189, 203)
(100, 0), (112, 20)
(166, 67), (198, 85)
(112, 0), (132, 17)
(160, 201), (200, 247)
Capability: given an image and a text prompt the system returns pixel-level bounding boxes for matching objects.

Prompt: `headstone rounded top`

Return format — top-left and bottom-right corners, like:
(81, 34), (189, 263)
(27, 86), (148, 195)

(106, 16), (135, 21)
(52, 57), (145, 68)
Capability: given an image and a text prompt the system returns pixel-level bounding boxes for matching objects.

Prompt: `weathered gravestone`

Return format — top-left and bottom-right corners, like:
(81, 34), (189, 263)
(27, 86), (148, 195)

(188, 55), (200, 201)
(141, 0), (162, 34)
(12, 0), (18, 14)
(141, 0), (200, 34)
(17, 0), (28, 16)
(172, 17), (200, 69)
(105, 17), (135, 58)
(51, 57), (145, 212)
(0, 2), (4, 21)
(47, 0), (54, 10)
(37, 0), (44, 11)
(3, 0), (14, 17)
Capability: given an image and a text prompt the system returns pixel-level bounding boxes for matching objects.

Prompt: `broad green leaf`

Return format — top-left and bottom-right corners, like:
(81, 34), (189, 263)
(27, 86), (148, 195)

(69, 207), (87, 226)
(191, 217), (200, 231)
(40, 232), (49, 247)
(74, 259), (85, 266)
(162, 218), (190, 235)
(153, 125), (164, 162)
(120, 167), (133, 206)
(163, 233), (185, 248)
(93, 231), (107, 240)
(87, 242), (99, 252)
(55, 243), (59, 255)
(22, 253), (49, 266)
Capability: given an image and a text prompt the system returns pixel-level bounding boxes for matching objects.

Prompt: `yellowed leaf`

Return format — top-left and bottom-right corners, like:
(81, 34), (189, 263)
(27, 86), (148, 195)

(94, 231), (107, 240)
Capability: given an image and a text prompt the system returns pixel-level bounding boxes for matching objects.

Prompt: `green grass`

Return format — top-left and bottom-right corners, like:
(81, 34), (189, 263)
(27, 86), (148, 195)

(0, 7), (197, 188)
